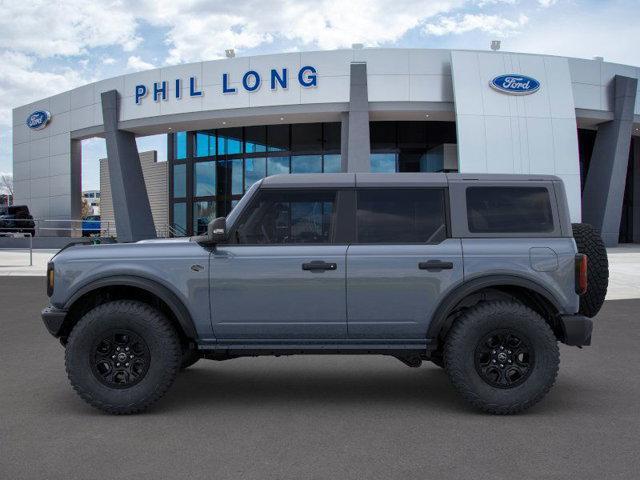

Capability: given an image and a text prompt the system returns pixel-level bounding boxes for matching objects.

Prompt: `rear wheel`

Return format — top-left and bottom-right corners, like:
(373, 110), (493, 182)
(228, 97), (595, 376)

(444, 301), (559, 414)
(65, 300), (181, 414)
(572, 223), (608, 318)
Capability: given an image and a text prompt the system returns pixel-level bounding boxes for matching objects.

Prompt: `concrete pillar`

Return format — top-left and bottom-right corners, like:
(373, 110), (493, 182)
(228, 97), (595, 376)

(101, 90), (156, 242)
(340, 112), (349, 172)
(632, 139), (640, 243)
(69, 139), (82, 237)
(345, 63), (371, 172)
(582, 75), (638, 246)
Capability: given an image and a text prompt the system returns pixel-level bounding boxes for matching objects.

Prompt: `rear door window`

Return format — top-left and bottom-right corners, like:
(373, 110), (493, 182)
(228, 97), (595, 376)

(356, 189), (447, 243)
(466, 187), (554, 233)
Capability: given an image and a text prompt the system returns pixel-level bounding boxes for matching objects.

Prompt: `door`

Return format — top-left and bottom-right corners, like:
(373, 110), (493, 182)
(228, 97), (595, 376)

(210, 188), (348, 340)
(346, 188), (463, 339)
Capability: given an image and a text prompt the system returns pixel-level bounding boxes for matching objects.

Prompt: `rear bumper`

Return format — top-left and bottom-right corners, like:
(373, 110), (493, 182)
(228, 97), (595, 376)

(41, 306), (68, 337)
(559, 314), (593, 346)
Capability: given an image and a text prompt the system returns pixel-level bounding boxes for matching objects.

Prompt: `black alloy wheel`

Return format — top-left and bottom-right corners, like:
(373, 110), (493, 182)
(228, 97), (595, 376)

(474, 330), (533, 388)
(91, 330), (150, 388)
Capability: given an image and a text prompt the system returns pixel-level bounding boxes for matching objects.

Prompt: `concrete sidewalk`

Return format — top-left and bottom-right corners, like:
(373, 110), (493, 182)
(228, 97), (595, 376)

(0, 248), (57, 276)
(605, 244), (640, 300)
(1, 245), (639, 300)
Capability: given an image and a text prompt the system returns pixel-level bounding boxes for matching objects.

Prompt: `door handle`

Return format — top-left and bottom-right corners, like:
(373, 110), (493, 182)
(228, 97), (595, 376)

(419, 260), (454, 271)
(302, 261), (337, 271)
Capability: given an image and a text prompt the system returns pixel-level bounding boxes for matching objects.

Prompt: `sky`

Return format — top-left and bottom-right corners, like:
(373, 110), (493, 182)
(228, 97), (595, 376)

(0, 0), (639, 191)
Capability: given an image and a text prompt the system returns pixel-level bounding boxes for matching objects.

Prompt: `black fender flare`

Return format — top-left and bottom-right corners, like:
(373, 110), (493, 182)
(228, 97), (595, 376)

(63, 275), (197, 339)
(426, 274), (563, 340)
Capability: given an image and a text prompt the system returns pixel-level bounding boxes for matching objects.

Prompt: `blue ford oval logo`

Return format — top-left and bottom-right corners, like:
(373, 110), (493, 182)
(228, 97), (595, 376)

(26, 110), (51, 130)
(490, 74), (540, 95)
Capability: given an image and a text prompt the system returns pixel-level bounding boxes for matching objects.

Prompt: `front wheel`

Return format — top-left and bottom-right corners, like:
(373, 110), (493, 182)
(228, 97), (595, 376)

(444, 301), (559, 414)
(65, 300), (181, 414)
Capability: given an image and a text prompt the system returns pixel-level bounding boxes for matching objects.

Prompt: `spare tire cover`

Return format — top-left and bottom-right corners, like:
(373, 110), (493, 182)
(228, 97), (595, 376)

(572, 223), (609, 318)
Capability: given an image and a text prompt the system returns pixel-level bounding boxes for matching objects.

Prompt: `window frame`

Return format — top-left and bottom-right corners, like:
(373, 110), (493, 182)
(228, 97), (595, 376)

(353, 187), (450, 245)
(448, 181), (562, 238)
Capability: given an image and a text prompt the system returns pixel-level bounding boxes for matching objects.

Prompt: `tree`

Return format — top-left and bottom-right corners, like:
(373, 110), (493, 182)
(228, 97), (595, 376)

(81, 198), (92, 218)
(0, 173), (13, 202)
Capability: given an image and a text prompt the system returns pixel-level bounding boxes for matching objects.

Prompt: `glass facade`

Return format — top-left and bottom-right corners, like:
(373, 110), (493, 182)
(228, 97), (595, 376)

(168, 120), (457, 236)
(169, 122), (341, 235)
(369, 121), (457, 172)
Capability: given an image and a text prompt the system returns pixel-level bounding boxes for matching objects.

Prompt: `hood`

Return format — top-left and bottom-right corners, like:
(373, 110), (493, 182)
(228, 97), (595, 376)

(136, 237), (192, 244)
(52, 236), (199, 264)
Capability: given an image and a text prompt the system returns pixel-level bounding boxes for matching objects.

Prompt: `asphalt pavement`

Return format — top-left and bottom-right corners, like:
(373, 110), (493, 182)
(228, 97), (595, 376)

(1, 276), (639, 479)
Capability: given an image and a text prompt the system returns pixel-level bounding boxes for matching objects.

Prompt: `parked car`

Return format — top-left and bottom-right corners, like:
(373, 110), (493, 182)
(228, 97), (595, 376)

(0, 205), (35, 236)
(82, 215), (101, 237)
(41, 173), (609, 415)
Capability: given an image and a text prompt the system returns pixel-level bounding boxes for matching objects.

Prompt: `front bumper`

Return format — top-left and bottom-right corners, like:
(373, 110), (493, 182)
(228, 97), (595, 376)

(41, 306), (68, 337)
(559, 314), (593, 346)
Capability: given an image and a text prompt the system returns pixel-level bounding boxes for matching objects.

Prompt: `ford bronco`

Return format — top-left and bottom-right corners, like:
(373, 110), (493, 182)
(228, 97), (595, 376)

(41, 173), (608, 414)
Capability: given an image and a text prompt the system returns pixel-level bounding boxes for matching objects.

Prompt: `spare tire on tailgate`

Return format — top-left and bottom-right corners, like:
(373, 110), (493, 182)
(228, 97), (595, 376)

(572, 223), (609, 317)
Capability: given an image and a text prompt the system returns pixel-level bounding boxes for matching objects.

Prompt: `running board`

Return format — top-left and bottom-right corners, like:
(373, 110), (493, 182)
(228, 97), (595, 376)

(196, 339), (436, 357)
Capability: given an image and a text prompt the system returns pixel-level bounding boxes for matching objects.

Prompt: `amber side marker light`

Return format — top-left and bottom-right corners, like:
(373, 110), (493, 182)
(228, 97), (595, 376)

(575, 254), (588, 295)
(47, 262), (54, 297)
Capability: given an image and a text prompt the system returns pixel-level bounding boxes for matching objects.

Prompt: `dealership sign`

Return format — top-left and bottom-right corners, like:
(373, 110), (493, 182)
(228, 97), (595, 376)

(490, 74), (540, 95)
(26, 110), (51, 130)
(135, 66), (318, 105)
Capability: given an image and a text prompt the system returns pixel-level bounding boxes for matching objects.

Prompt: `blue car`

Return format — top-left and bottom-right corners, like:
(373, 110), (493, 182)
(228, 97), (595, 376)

(81, 215), (101, 237)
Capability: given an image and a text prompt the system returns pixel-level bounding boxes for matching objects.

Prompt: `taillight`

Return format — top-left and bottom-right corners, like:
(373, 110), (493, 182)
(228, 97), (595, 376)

(575, 254), (587, 295)
(47, 262), (54, 297)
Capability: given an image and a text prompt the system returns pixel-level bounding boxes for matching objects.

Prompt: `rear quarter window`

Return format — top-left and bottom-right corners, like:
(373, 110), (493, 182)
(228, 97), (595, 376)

(466, 186), (554, 233)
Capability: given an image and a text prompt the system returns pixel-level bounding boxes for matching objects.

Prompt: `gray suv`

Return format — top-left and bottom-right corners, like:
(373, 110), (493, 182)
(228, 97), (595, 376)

(41, 173), (608, 415)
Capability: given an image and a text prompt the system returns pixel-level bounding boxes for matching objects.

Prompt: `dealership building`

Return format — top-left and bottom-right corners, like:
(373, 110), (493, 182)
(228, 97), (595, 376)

(11, 48), (640, 245)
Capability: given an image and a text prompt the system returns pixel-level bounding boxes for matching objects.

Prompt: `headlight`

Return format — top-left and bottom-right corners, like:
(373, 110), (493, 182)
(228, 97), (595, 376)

(47, 262), (54, 297)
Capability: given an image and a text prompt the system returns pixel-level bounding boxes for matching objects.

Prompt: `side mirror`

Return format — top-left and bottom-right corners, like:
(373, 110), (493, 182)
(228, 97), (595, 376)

(207, 216), (227, 244)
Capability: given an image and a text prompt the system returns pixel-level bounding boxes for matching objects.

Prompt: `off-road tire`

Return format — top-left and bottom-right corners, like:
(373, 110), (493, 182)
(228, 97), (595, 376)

(572, 223), (608, 318)
(65, 300), (181, 414)
(444, 301), (560, 414)
(180, 345), (201, 370)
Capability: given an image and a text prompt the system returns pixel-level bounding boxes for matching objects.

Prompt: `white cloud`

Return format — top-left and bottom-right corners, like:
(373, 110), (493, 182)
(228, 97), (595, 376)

(475, 0), (518, 6)
(424, 13), (529, 36)
(135, 0), (466, 64)
(0, 51), (89, 172)
(102, 57), (116, 65)
(538, 0), (558, 7)
(0, 51), (87, 125)
(0, 0), (141, 57)
(126, 56), (156, 72)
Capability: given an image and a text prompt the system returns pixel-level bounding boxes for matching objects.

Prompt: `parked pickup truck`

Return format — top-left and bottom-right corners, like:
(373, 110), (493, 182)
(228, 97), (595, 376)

(0, 205), (35, 237)
(41, 173), (608, 414)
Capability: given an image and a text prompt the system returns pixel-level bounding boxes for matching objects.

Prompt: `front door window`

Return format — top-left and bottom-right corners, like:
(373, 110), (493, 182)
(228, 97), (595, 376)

(233, 190), (337, 245)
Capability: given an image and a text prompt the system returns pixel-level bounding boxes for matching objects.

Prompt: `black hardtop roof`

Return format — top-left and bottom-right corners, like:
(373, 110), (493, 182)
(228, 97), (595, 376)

(259, 172), (561, 188)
